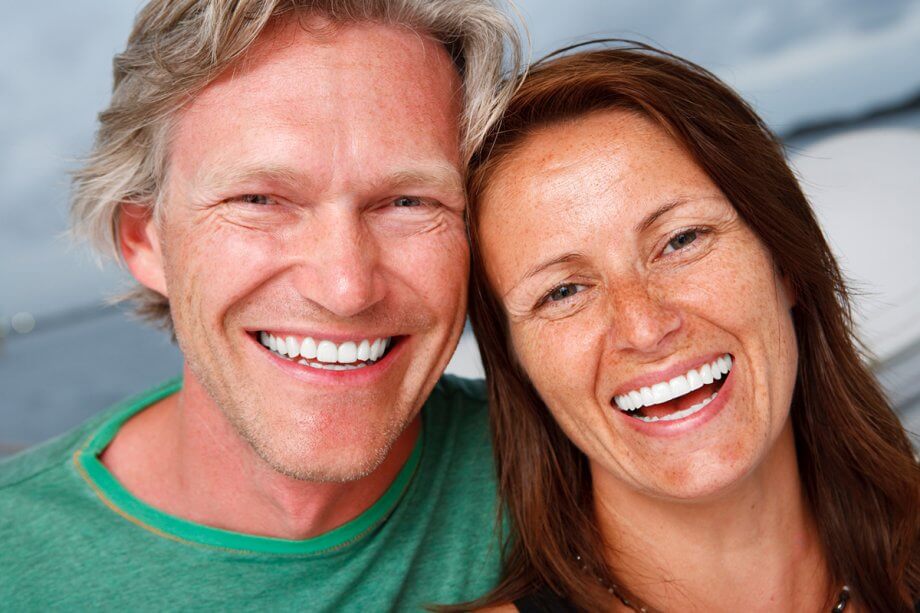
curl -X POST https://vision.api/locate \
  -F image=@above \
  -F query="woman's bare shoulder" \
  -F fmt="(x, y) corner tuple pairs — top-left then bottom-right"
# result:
(475, 604), (518, 613)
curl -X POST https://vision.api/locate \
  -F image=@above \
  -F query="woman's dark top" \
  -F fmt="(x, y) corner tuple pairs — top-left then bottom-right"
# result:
(514, 588), (579, 613)
(513, 588), (920, 612)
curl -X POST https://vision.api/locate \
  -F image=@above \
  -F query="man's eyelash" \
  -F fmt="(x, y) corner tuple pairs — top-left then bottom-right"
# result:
(238, 194), (272, 205)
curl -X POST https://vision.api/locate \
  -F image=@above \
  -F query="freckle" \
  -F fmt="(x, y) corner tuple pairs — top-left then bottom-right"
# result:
(663, 465), (688, 484)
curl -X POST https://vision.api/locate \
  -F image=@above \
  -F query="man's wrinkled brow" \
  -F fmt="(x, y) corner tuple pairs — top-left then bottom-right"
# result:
(189, 161), (463, 199)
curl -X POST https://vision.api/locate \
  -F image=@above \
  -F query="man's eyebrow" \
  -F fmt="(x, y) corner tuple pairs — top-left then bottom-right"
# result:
(192, 162), (303, 195)
(377, 166), (464, 195)
(190, 163), (464, 197)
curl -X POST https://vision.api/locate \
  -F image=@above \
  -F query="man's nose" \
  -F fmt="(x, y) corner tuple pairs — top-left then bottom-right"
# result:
(291, 212), (385, 318)
(606, 278), (682, 354)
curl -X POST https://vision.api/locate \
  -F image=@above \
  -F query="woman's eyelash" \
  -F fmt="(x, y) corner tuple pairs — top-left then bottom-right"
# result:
(661, 226), (710, 256)
(538, 282), (587, 308)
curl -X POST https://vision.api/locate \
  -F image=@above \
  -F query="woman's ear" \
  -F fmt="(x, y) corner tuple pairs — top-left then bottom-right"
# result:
(119, 203), (168, 297)
(772, 262), (797, 311)
(781, 272), (797, 311)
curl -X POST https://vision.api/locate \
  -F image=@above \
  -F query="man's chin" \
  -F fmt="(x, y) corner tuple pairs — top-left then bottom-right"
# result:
(251, 439), (394, 483)
(234, 413), (413, 483)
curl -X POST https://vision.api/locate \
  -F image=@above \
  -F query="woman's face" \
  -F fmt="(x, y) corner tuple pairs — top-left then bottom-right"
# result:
(478, 110), (799, 501)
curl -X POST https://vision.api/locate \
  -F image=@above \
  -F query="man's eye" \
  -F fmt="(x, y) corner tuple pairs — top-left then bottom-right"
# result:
(544, 283), (585, 304)
(662, 229), (698, 255)
(393, 196), (422, 208)
(239, 194), (271, 205)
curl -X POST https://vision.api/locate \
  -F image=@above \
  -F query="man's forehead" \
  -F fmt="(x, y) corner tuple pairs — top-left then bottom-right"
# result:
(171, 14), (464, 135)
(164, 14), (465, 199)
(212, 15), (461, 97)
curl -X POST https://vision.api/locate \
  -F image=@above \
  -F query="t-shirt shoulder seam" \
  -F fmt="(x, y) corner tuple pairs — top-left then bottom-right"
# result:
(0, 458), (67, 491)
(0, 378), (181, 492)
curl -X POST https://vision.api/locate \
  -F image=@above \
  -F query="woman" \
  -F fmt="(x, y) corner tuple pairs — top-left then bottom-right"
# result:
(463, 43), (920, 612)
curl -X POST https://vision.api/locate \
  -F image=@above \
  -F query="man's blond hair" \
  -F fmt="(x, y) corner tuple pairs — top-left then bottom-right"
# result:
(71, 0), (522, 330)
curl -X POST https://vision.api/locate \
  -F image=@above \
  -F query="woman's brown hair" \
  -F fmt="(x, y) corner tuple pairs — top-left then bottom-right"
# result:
(463, 42), (919, 611)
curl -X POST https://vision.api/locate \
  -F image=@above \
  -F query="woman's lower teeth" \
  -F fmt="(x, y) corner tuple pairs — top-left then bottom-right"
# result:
(636, 392), (718, 423)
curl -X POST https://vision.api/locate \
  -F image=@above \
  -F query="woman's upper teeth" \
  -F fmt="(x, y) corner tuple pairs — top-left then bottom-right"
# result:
(614, 354), (732, 412)
(258, 332), (390, 364)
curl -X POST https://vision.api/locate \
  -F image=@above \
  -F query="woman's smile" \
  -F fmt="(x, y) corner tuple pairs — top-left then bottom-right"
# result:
(612, 353), (731, 422)
(479, 109), (799, 499)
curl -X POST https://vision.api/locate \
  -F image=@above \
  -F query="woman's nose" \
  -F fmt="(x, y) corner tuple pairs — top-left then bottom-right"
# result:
(606, 279), (683, 354)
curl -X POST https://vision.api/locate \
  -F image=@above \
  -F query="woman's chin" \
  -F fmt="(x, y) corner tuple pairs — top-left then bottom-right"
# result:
(593, 419), (795, 505)
(608, 470), (750, 505)
(640, 468), (756, 503)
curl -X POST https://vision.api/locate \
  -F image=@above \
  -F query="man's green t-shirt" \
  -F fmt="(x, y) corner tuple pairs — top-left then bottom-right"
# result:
(0, 375), (501, 610)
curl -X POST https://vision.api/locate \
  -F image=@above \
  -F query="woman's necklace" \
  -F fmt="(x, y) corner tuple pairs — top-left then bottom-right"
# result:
(576, 555), (851, 612)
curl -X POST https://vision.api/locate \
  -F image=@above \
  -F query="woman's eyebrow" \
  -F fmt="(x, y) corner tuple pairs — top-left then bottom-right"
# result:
(635, 198), (689, 233)
(506, 252), (584, 298)
(635, 195), (726, 233)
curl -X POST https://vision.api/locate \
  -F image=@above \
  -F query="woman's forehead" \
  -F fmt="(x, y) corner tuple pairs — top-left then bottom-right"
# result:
(479, 111), (716, 231)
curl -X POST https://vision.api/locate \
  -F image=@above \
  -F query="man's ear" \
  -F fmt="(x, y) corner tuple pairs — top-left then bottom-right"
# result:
(119, 203), (168, 297)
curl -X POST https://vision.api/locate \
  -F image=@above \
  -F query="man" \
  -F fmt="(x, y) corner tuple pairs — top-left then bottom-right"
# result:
(0, 1), (520, 609)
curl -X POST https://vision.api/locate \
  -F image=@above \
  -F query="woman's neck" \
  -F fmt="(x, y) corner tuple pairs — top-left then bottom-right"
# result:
(592, 422), (834, 612)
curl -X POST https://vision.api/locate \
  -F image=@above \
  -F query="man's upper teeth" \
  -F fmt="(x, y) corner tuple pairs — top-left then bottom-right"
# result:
(614, 354), (732, 412)
(259, 332), (390, 364)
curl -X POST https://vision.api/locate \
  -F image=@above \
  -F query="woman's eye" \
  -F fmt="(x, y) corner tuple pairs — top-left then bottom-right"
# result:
(545, 283), (585, 303)
(662, 229), (698, 255)
(394, 196), (422, 208)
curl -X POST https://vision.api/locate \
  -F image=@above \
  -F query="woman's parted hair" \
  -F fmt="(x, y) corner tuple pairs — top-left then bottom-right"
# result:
(465, 42), (919, 612)
(70, 0), (523, 332)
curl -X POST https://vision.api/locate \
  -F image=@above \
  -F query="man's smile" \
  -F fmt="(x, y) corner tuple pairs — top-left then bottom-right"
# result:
(256, 331), (397, 371)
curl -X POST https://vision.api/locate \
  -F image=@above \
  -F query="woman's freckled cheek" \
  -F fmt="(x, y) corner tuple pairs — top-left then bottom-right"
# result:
(717, 438), (749, 467)
(517, 318), (603, 421)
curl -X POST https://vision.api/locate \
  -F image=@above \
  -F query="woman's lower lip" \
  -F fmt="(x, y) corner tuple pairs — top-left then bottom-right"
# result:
(616, 366), (735, 437)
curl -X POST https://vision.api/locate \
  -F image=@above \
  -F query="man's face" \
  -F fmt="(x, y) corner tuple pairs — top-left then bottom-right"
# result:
(144, 19), (468, 481)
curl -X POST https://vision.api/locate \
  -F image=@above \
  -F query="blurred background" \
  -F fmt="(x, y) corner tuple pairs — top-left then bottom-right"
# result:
(2, 0), (919, 456)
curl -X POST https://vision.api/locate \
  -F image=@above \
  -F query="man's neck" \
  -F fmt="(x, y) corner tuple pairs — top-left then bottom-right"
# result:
(593, 422), (833, 612)
(100, 369), (420, 540)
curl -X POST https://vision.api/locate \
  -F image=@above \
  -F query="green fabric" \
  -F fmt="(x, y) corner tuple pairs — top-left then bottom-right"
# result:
(0, 375), (501, 611)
